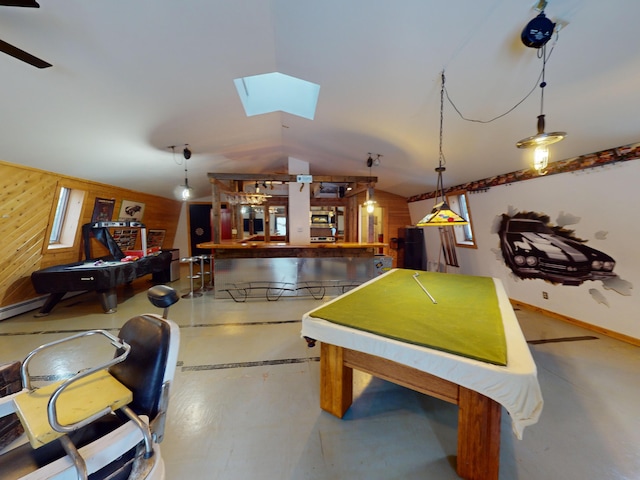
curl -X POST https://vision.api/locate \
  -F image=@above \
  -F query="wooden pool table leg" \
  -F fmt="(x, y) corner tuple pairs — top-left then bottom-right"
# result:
(320, 343), (353, 418)
(456, 386), (501, 480)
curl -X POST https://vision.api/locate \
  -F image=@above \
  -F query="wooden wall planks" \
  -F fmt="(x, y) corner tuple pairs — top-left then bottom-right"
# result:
(0, 161), (182, 309)
(346, 189), (412, 267)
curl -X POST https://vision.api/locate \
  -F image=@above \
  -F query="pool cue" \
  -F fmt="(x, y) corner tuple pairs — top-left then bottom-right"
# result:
(412, 273), (437, 304)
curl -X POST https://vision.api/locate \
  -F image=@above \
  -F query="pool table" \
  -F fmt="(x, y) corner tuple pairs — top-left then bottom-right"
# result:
(301, 269), (543, 480)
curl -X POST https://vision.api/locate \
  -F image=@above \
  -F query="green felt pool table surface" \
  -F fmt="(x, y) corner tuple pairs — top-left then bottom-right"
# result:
(309, 269), (507, 365)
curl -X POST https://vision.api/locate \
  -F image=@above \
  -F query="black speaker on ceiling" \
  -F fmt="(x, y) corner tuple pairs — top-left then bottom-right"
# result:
(521, 12), (555, 49)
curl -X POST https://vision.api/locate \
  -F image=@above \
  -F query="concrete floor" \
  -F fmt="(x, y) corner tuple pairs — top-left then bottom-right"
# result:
(0, 271), (638, 479)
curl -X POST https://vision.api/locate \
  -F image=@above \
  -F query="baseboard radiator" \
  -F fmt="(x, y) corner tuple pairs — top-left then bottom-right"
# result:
(0, 293), (83, 321)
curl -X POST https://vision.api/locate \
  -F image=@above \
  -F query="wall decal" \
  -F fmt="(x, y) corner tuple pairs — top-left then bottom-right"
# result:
(555, 211), (581, 227)
(498, 211), (617, 286)
(602, 277), (633, 296)
(589, 289), (609, 306)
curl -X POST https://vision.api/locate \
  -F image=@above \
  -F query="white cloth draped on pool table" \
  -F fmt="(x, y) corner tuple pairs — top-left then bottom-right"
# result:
(301, 273), (543, 439)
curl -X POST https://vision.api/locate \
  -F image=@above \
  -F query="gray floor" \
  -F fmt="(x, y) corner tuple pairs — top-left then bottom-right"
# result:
(1, 271), (638, 480)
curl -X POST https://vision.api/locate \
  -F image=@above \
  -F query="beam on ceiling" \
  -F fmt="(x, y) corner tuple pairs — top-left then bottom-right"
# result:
(207, 173), (377, 184)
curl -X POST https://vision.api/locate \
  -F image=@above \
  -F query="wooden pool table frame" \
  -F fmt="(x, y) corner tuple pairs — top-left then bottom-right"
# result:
(320, 342), (501, 480)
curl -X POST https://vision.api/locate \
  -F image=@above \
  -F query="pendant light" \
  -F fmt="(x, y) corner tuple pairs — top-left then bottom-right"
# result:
(417, 71), (468, 227)
(171, 145), (194, 201)
(363, 154), (380, 213)
(516, 8), (566, 175)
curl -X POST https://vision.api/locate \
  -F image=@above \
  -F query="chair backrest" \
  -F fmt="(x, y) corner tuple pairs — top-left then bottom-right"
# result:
(109, 314), (173, 419)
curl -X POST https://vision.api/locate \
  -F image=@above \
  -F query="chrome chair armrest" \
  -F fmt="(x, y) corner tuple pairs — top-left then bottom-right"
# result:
(21, 330), (128, 390)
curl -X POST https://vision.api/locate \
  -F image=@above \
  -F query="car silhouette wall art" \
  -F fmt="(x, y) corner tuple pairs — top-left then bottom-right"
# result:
(498, 212), (617, 286)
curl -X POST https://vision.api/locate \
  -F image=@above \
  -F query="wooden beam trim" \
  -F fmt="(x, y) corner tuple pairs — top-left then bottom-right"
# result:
(208, 173), (377, 184)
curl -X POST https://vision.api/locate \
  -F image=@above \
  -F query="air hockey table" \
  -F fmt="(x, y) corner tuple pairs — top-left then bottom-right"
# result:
(301, 269), (543, 480)
(31, 252), (172, 316)
(31, 221), (172, 316)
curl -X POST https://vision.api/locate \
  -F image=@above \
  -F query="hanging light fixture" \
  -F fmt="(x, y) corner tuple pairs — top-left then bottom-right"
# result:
(171, 145), (194, 201)
(362, 154), (380, 213)
(516, 6), (566, 175)
(417, 72), (468, 227)
(364, 188), (376, 213)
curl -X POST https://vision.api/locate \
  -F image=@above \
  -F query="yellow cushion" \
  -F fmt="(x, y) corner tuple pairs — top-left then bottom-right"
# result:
(13, 370), (132, 448)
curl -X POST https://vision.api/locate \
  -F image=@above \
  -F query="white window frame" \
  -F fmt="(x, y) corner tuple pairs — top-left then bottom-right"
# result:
(49, 187), (70, 244)
(47, 186), (86, 250)
(446, 190), (477, 249)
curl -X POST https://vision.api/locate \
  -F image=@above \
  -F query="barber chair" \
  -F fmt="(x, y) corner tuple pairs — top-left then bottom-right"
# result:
(0, 285), (181, 480)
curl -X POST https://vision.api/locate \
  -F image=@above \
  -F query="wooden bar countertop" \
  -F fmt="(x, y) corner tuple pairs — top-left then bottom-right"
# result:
(196, 241), (387, 259)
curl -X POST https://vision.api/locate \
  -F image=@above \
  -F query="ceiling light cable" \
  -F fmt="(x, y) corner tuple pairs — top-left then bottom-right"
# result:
(443, 38), (557, 125)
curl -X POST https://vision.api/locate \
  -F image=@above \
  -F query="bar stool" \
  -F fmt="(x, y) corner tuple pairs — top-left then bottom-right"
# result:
(180, 257), (203, 298)
(194, 255), (208, 293)
(199, 254), (215, 290)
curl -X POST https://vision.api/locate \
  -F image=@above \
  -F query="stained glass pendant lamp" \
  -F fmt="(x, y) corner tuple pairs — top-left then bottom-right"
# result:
(416, 72), (468, 227)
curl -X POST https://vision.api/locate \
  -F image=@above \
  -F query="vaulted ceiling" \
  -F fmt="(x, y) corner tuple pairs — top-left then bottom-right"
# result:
(2, 1), (639, 200)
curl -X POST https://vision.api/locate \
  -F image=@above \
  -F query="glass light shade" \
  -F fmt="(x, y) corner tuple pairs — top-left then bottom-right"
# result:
(364, 200), (376, 213)
(416, 201), (469, 226)
(174, 184), (194, 201)
(362, 200), (377, 213)
(534, 145), (549, 174)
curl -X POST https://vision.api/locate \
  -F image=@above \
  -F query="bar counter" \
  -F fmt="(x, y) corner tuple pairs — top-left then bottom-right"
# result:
(196, 241), (386, 259)
(195, 241), (388, 300)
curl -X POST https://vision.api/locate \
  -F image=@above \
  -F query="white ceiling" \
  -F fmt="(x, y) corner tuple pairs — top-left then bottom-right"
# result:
(2, 0), (639, 200)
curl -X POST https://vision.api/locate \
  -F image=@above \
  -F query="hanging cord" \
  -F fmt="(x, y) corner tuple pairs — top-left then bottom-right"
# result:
(538, 43), (547, 116)
(169, 145), (183, 165)
(435, 71), (447, 203)
(438, 71), (446, 166)
(444, 38), (557, 124)
(183, 160), (190, 188)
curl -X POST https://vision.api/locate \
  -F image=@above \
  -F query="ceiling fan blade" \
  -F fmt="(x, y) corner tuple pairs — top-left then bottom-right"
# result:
(0, 1), (40, 6)
(0, 39), (51, 68)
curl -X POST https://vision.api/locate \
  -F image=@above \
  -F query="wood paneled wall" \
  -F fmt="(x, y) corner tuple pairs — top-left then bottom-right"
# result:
(346, 189), (412, 267)
(0, 161), (182, 308)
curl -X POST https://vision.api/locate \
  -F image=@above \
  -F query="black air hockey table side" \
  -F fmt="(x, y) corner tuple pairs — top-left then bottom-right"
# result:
(31, 253), (172, 315)
(30, 221), (171, 315)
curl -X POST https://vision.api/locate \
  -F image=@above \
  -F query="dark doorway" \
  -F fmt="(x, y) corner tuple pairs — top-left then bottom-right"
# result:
(188, 203), (212, 256)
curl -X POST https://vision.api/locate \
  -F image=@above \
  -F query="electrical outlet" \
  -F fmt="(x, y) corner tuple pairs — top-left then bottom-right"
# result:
(542, 291), (549, 299)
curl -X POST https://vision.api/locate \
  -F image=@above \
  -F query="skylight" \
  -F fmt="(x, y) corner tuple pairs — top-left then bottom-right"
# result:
(233, 72), (320, 120)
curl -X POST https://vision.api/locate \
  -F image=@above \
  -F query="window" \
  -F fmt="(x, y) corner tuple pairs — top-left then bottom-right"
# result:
(47, 186), (86, 250)
(49, 187), (70, 244)
(447, 191), (477, 248)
